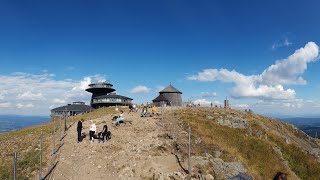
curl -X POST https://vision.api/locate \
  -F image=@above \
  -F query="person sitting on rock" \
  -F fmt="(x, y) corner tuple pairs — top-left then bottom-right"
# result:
(115, 110), (124, 126)
(98, 122), (110, 143)
(151, 105), (159, 116)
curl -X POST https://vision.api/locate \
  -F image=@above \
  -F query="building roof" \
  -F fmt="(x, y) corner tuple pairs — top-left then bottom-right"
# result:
(152, 94), (168, 102)
(159, 84), (182, 94)
(51, 104), (93, 112)
(94, 94), (133, 100)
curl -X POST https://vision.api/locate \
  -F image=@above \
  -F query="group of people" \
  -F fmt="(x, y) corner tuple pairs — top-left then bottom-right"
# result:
(77, 119), (110, 143)
(76, 110), (125, 143)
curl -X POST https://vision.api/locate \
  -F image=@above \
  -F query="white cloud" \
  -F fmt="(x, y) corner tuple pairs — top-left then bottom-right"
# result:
(193, 99), (211, 106)
(16, 103), (34, 109)
(188, 42), (319, 100)
(129, 86), (150, 94)
(0, 72), (105, 115)
(246, 98), (319, 116)
(53, 98), (66, 104)
(272, 37), (292, 50)
(73, 77), (92, 91)
(0, 90), (6, 100)
(201, 92), (218, 98)
(233, 104), (250, 109)
(17, 91), (44, 100)
(0, 102), (11, 108)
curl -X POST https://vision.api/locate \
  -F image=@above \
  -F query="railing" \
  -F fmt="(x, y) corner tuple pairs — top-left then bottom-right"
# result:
(87, 84), (113, 88)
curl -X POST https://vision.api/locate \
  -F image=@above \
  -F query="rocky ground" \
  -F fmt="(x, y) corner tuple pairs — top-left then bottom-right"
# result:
(49, 109), (193, 180)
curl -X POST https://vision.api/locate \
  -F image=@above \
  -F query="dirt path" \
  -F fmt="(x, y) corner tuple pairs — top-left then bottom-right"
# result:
(50, 111), (182, 180)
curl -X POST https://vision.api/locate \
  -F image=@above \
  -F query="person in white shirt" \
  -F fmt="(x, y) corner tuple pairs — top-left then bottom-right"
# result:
(89, 120), (96, 142)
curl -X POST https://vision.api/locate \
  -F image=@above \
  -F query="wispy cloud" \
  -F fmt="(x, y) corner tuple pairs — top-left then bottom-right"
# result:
(272, 37), (292, 50)
(201, 92), (218, 98)
(129, 85), (150, 94)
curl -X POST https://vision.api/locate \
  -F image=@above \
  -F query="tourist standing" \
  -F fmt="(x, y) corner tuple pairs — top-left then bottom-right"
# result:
(89, 120), (96, 142)
(77, 119), (84, 143)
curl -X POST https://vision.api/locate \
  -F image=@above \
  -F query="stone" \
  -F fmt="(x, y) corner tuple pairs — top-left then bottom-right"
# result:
(207, 115), (214, 120)
(205, 174), (214, 180)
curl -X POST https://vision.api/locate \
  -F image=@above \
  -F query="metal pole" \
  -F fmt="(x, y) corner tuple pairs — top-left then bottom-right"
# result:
(64, 108), (67, 131)
(59, 116), (62, 142)
(172, 110), (175, 140)
(53, 118), (56, 155)
(13, 152), (17, 180)
(188, 127), (191, 174)
(161, 101), (164, 128)
(39, 130), (42, 180)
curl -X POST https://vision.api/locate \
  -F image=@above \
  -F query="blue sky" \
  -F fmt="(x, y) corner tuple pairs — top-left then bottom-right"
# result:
(0, 0), (320, 117)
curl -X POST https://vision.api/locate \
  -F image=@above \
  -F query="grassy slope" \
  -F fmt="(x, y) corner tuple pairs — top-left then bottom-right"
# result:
(1, 106), (319, 179)
(0, 107), (124, 180)
(174, 107), (320, 180)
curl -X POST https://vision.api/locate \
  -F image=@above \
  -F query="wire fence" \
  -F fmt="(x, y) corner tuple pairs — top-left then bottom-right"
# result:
(160, 104), (192, 176)
(9, 110), (73, 180)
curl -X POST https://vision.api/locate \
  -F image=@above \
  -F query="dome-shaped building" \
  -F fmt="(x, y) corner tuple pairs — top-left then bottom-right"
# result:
(86, 81), (133, 108)
(153, 84), (182, 107)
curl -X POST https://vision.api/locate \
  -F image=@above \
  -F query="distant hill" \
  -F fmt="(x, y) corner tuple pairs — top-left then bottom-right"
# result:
(0, 115), (50, 133)
(281, 117), (320, 126)
(281, 117), (320, 138)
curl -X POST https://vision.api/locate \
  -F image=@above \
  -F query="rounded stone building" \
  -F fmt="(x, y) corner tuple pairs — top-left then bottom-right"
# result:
(85, 81), (133, 108)
(153, 84), (182, 107)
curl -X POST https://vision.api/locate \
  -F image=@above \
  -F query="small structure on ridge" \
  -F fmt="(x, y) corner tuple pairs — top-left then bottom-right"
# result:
(152, 84), (182, 107)
(51, 102), (93, 116)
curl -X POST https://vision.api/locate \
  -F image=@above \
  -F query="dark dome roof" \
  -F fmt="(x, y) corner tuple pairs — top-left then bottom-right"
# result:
(152, 94), (168, 102)
(51, 104), (92, 112)
(159, 85), (182, 94)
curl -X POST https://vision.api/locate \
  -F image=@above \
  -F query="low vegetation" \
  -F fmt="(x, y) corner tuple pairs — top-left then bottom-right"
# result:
(0, 106), (124, 180)
(172, 107), (320, 179)
(1, 106), (319, 179)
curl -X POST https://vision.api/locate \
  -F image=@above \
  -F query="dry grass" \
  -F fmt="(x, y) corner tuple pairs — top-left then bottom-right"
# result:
(172, 107), (320, 180)
(0, 106), (128, 180)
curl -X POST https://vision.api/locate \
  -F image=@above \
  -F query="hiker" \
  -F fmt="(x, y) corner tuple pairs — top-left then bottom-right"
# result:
(132, 104), (137, 112)
(115, 110), (124, 126)
(128, 104), (133, 113)
(77, 119), (84, 143)
(141, 105), (148, 117)
(89, 120), (96, 142)
(98, 122), (109, 143)
(273, 172), (287, 180)
(151, 105), (157, 115)
(129, 104), (137, 113)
